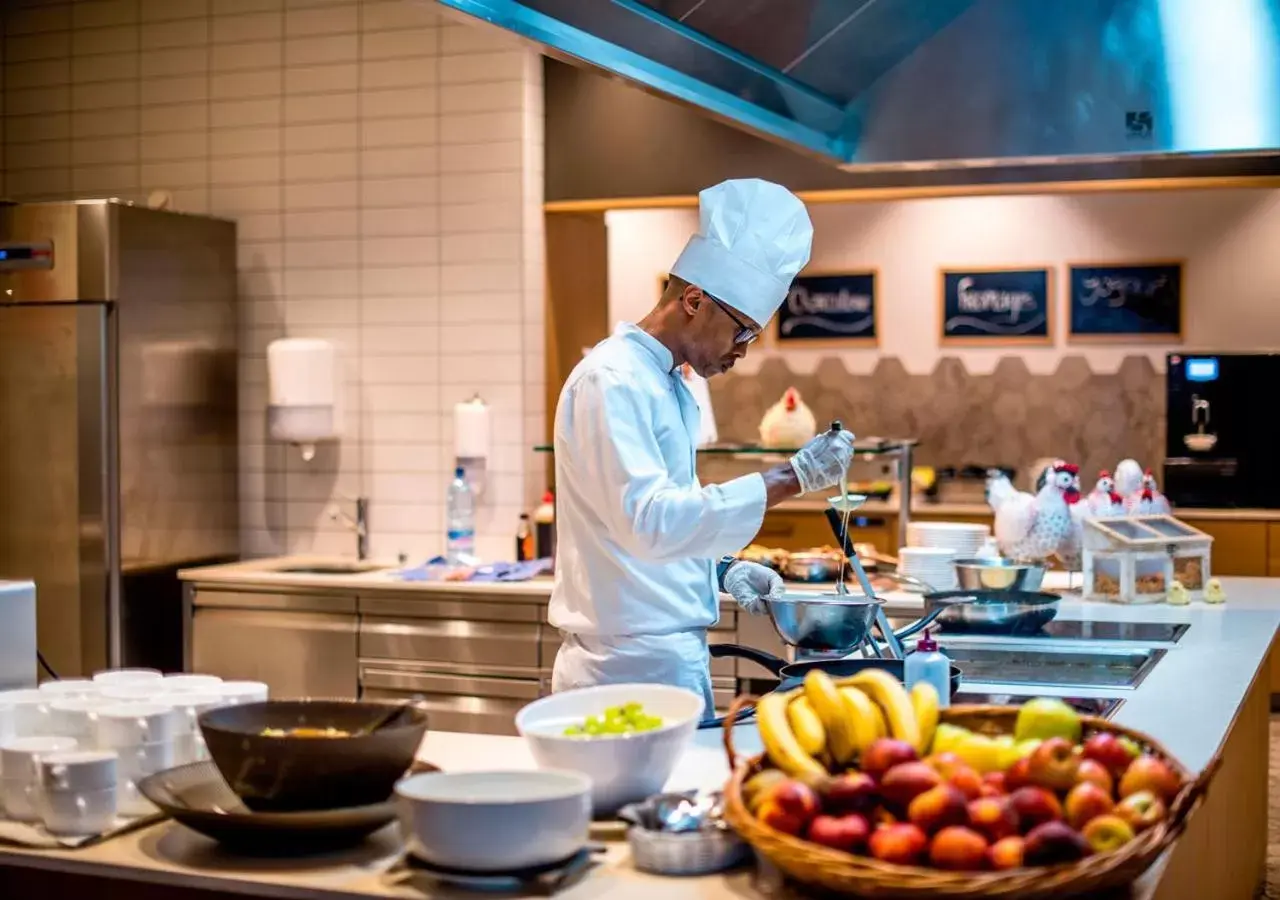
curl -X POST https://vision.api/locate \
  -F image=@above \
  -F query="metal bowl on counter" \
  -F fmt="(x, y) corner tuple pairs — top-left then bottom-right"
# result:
(954, 557), (1046, 592)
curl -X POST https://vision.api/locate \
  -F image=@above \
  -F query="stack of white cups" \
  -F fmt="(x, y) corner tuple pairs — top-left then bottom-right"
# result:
(95, 703), (183, 816)
(0, 668), (269, 833)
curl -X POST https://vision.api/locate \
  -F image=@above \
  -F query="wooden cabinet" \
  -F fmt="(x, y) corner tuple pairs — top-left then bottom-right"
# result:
(1268, 524), (1280, 576)
(1180, 519), (1269, 578)
(758, 510), (893, 553)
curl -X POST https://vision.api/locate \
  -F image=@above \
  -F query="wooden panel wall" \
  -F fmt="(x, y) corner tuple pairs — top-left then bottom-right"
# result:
(544, 211), (611, 487)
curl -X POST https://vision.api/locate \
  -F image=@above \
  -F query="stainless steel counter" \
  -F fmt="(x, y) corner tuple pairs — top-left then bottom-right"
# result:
(181, 558), (751, 734)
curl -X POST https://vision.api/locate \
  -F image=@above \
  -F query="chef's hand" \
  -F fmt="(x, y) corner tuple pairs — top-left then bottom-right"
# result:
(722, 560), (783, 616)
(790, 429), (856, 494)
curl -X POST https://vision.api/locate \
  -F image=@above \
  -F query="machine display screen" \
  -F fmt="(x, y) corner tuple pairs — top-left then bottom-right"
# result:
(1185, 358), (1219, 382)
(0, 242), (53, 270)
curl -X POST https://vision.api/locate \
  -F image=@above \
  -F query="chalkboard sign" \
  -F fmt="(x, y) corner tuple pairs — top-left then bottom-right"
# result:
(1068, 262), (1183, 340)
(776, 272), (877, 345)
(940, 267), (1052, 344)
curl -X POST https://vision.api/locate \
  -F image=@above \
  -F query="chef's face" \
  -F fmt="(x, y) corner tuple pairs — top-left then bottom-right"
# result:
(680, 285), (761, 378)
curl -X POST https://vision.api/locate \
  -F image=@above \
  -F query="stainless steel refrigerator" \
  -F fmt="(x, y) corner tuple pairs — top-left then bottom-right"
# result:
(0, 200), (239, 677)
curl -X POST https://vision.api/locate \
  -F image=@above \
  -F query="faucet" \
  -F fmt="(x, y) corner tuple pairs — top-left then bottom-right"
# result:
(328, 496), (369, 560)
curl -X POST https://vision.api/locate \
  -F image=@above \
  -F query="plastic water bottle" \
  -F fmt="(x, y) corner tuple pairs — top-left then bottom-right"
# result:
(446, 467), (475, 564)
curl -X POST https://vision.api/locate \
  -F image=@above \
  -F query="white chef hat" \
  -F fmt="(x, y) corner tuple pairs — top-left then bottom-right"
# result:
(670, 178), (814, 326)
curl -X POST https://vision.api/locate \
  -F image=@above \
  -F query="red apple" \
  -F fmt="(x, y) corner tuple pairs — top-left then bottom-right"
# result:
(983, 771), (1007, 794)
(806, 814), (871, 853)
(1118, 756), (1181, 803)
(821, 772), (878, 816)
(1075, 759), (1115, 794)
(907, 784), (969, 834)
(1082, 814), (1137, 853)
(966, 796), (1019, 842)
(1082, 732), (1140, 776)
(863, 738), (920, 781)
(756, 780), (820, 835)
(1026, 737), (1080, 792)
(1064, 781), (1115, 830)
(1114, 790), (1167, 832)
(1023, 821), (1091, 866)
(929, 826), (990, 871)
(967, 793), (1018, 844)
(988, 835), (1025, 870)
(879, 762), (942, 810)
(1004, 757), (1033, 792)
(868, 822), (928, 865)
(1008, 786), (1064, 832)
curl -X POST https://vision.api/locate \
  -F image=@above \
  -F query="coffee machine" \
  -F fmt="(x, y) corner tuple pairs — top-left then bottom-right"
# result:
(1164, 353), (1280, 508)
(0, 580), (37, 690)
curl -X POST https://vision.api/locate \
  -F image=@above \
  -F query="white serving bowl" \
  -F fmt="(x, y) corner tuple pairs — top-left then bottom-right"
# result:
(514, 683), (703, 816)
(396, 770), (592, 872)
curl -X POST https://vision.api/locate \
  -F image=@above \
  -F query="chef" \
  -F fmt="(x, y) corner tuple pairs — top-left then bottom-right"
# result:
(549, 178), (856, 714)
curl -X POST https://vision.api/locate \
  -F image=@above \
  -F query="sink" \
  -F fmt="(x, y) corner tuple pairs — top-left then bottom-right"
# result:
(942, 645), (1167, 691)
(272, 563), (390, 575)
(953, 691), (1124, 720)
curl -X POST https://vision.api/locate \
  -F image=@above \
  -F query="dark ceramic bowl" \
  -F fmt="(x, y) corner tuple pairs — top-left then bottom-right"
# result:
(198, 700), (429, 812)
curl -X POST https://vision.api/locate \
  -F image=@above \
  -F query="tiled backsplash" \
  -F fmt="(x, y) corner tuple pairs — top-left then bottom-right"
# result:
(1, 0), (547, 562)
(708, 355), (1166, 482)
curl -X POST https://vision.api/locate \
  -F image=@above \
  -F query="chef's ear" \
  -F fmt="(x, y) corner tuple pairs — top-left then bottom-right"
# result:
(679, 284), (705, 317)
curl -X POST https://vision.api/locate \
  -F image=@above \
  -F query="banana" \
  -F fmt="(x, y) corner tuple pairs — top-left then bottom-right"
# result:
(844, 669), (922, 752)
(838, 685), (887, 754)
(910, 682), (940, 755)
(803, 671), (858, 766)
(756, 690), (828, 778)
(786, 695), (827, 758)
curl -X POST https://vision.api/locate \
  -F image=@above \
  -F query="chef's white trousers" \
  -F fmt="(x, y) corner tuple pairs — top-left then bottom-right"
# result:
(552, 629), (714, 719)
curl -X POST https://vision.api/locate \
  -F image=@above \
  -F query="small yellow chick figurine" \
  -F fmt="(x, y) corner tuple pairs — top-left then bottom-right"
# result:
(1166, 580), (1190, 606)
(1205, 578), (1227, 604)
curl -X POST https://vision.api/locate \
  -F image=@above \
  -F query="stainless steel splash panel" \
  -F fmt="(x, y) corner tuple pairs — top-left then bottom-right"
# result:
(440, 0), (1280, 172)
(0, 201), (238, 676)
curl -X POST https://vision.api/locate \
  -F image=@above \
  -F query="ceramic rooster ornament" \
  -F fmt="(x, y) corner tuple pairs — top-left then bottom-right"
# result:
(986, 460), (1081, 563)
(759, 387), (817, 448)
(1126, 469), (1172, 516)
(1085, 470), (1127, 517)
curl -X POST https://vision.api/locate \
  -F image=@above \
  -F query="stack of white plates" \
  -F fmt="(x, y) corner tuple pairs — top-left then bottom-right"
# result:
(897, 547), (959, 592)
(906, 522), (991, 557)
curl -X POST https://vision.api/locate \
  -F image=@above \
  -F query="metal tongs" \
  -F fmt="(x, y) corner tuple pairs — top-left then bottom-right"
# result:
(826, 421), (905, 660)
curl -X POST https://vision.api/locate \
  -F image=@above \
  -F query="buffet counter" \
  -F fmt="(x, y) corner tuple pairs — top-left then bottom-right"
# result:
(5, 581), (1278, 900)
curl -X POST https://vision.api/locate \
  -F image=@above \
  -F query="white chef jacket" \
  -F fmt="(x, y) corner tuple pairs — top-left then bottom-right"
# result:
(549, 323), (767, 710)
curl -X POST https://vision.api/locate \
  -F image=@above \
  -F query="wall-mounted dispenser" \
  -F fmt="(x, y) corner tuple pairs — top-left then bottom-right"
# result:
(454, 394), (490, 496)
(267, 337), (341, 462)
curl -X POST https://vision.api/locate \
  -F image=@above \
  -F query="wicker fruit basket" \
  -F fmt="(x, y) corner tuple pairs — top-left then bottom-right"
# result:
(721, 696), (1218, 900)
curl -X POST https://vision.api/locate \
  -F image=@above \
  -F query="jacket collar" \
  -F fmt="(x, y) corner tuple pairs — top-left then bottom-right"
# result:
(616, 322), (676, 374)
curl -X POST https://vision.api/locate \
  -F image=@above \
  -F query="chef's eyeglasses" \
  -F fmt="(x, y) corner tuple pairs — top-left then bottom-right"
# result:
(708, 295), (760, 345)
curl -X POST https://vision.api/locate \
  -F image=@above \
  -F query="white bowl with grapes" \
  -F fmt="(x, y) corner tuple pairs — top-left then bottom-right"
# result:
(514, 683), (704, 815)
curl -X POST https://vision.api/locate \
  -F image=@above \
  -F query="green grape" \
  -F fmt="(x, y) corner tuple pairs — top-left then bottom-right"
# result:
(562, 702), (663, 738)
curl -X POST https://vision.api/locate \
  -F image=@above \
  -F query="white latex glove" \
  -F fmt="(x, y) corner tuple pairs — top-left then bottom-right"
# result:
(790, 429), (856, 495)
(722, 560), (783, 615)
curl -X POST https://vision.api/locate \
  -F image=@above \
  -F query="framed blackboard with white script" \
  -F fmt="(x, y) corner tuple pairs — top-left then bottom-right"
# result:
(775, 272), (878, 346)
(1068, 262), (1183, 341)
(940, 267), (1053, 345)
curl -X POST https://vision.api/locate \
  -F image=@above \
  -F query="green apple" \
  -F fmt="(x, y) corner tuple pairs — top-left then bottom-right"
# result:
(1015, 698), (1082, 744)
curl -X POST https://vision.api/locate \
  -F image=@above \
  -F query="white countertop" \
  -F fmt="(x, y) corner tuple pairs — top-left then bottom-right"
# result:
(0, 578), (1275, 898)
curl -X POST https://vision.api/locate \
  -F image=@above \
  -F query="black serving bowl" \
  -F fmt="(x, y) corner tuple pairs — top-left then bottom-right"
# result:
(198, 700), (429, 812)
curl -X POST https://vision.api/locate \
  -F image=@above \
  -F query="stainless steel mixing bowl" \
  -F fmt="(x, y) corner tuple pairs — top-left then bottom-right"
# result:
(764, 592), (953, 655)
(953, 557), (1046, 592)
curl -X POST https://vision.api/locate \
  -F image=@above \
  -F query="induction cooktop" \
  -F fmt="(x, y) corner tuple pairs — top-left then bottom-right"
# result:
(940, 621), (1188, 644)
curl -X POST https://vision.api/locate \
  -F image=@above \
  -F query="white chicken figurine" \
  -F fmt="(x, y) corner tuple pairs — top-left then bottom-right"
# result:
(1085, 470), (1127, 517)
(759, 387), (817, 448)
(1126, 469), (1172, 516)
(1114, 459), (1145, 500)
(986, 460), (1081, 563)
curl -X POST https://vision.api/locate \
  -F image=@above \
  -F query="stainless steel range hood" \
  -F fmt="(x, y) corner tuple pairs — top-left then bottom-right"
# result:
(438, 0), (1280, 173)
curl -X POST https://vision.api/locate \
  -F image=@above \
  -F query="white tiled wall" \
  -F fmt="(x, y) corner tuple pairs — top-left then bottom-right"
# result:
(1, 0), (547, 563)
